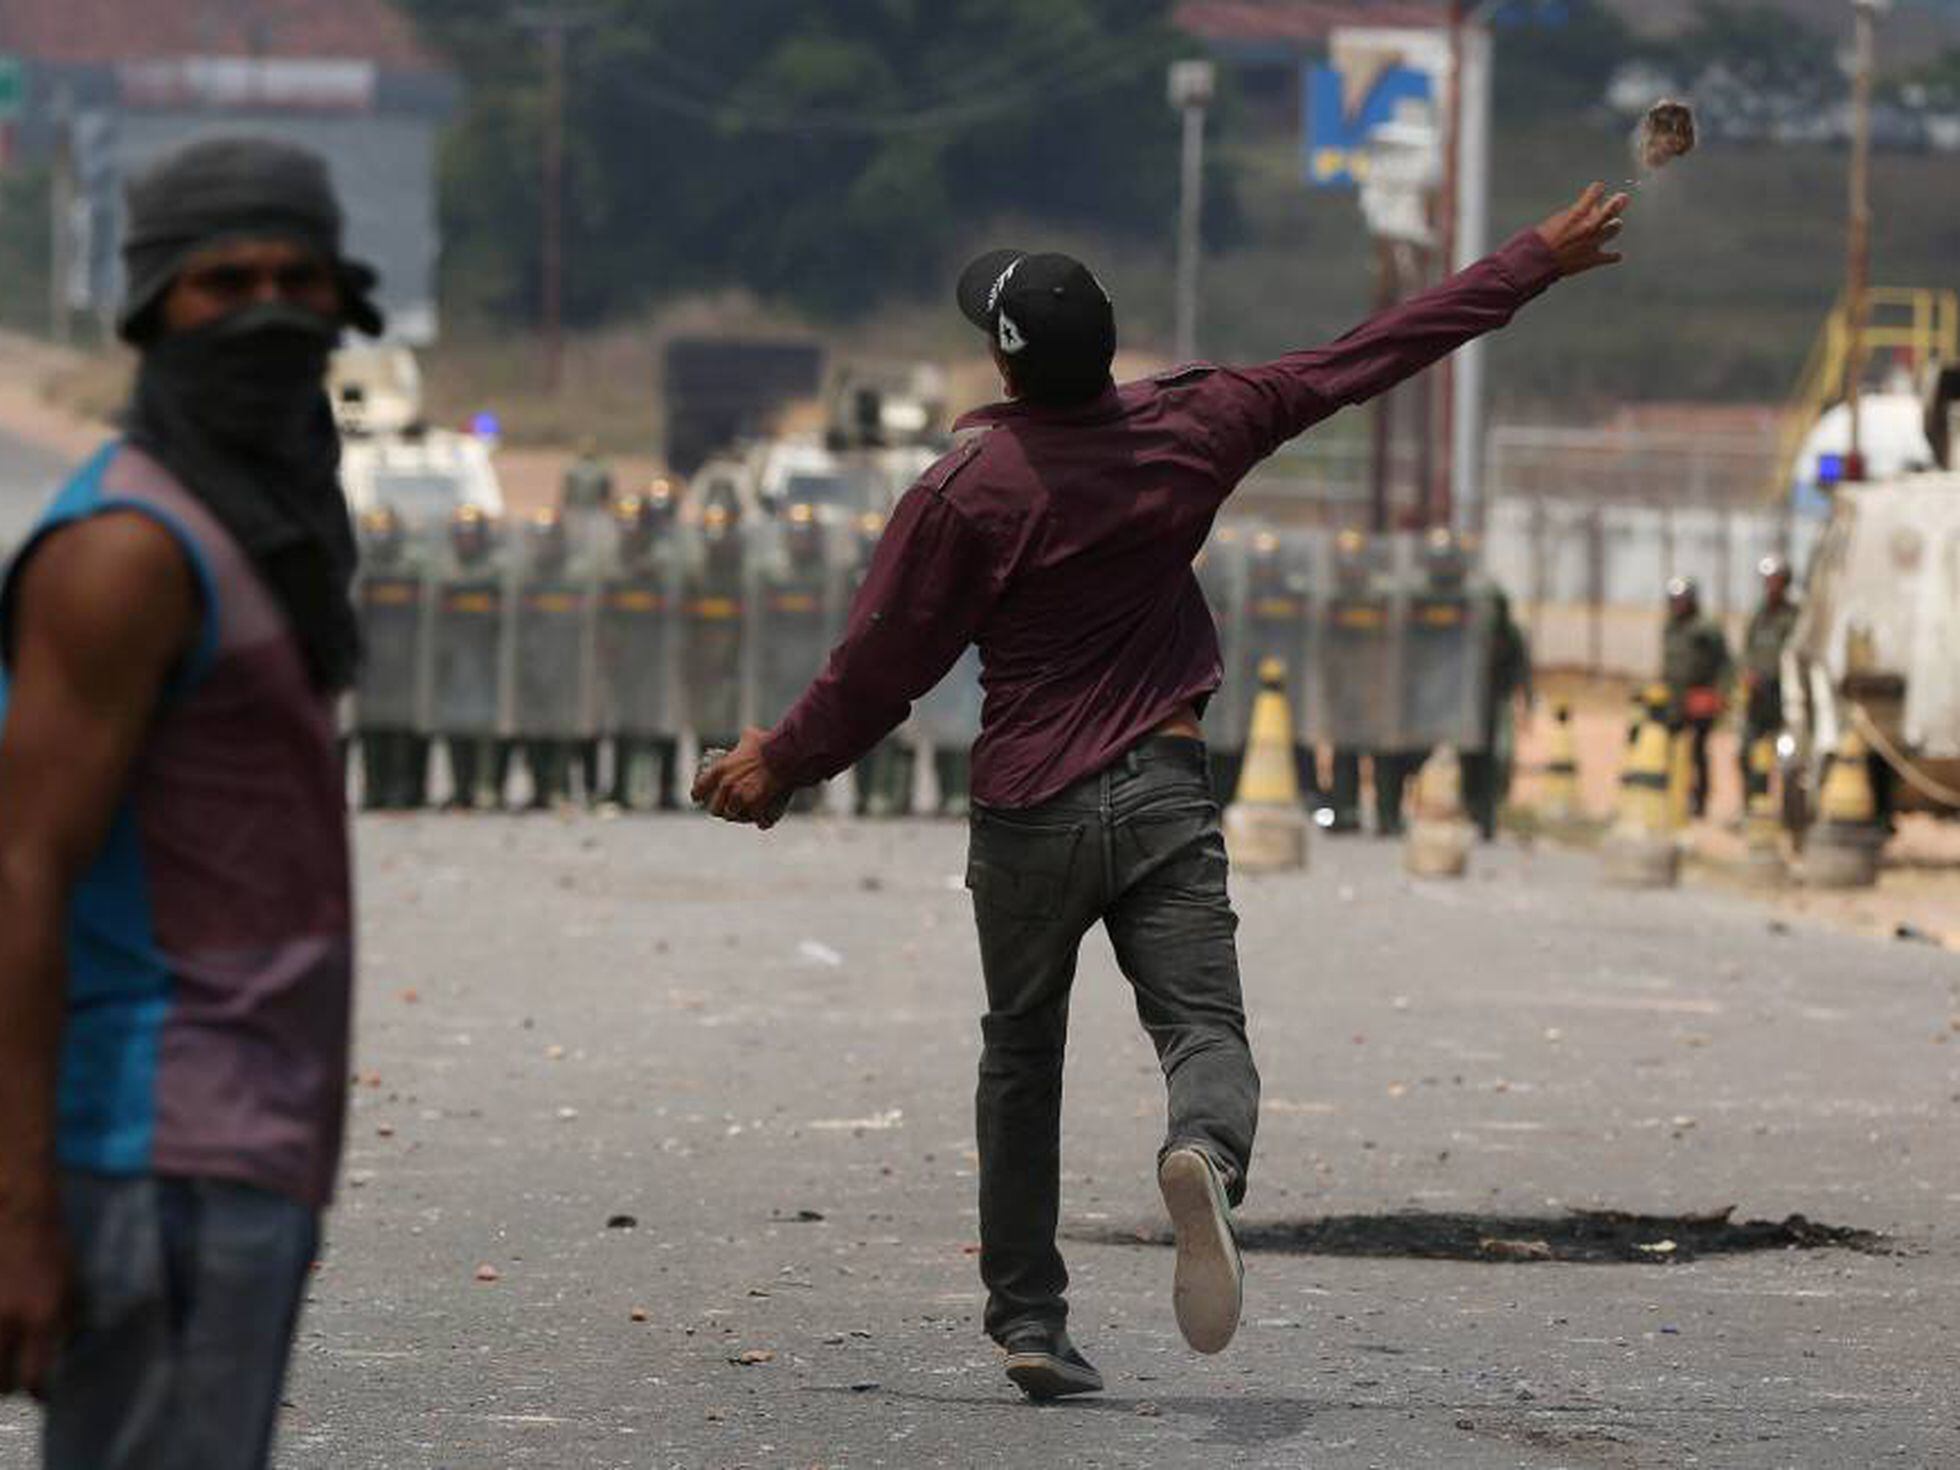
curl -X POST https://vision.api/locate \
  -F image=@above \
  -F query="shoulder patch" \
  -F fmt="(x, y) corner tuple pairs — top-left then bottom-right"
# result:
(920, 428), (992, 494)
(1152, 363), (1216, 387)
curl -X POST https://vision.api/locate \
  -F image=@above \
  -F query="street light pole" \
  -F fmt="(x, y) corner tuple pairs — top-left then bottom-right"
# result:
(1843, 0), (1885, 481)
(515, 3), (585, 396)
(1441, 1), (1495, 531)
(1168, 60), (1215, 364)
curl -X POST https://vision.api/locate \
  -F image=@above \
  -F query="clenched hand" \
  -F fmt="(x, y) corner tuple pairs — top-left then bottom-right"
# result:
(0, 1207), (72, 1399)
(692, 727), (794, 830)
(1535, 183), (1630, 277)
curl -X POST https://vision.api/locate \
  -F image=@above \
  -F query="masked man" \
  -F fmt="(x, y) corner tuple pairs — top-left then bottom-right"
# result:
(0, 137), (381, 1469)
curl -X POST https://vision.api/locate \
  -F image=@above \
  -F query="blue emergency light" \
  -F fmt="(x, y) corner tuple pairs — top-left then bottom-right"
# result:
(1816, 452), (1846, 486)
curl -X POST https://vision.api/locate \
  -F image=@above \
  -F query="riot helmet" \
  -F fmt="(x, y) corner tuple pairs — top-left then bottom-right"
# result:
(643, 476), (680, 529)
(783, 501), (824, 566)
(527, 506), (569, 572)
(450, 503), (495, 565)
(359, 504), (405, 564)
(612, 494), (655, 562)
(1423, 527), (1470, 588)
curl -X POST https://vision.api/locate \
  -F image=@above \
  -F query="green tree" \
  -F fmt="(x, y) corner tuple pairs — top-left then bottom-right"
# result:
(1492, 0), (1637, 124)
(395, 0), (1194, 324)
(1664, 1), (1838, 104)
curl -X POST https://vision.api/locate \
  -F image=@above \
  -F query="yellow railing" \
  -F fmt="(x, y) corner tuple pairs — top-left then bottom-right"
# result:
(1772, 287), (1959, 501)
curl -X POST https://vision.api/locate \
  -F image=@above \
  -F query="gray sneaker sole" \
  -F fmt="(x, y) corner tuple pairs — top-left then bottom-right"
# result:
(1159, 1147), (1244, 1354)
(1003, 1352), (1105, 1400)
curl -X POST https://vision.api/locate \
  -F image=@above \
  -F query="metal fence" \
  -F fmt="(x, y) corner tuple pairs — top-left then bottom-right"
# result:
(1235, 421), (1814, 678)
(1480, 424), (1810, 678)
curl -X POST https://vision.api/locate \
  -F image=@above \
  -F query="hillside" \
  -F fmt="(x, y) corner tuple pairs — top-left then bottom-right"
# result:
(1157, 111), (1959, 412)
(1599, 0), (1960, 61)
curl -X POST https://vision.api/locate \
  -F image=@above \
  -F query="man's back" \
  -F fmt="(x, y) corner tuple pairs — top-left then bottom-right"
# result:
(946, 374), (1242, 804)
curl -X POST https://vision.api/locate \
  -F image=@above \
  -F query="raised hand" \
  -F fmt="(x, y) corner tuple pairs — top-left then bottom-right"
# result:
(1535, 183), (1630, 277)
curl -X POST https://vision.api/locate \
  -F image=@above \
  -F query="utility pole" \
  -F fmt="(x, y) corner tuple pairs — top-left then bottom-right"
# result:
(48, 83), (73, 346)
(1843, 0), (1886, 481)
(1168, 59), (1215, 364)
(514, 4), (586, 395)
(1440, 1), (1494, 531)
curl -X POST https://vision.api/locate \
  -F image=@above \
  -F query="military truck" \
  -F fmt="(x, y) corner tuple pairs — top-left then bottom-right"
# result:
(1782, 362), (1960, 826)
(330, 345), (506, 533)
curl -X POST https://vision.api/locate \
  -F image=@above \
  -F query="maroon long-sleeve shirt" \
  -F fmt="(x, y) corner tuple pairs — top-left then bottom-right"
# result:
(761, 228), (1561, 809)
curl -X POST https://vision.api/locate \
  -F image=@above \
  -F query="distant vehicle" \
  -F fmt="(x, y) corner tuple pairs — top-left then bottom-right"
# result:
(1783, 360), (1960, 826)
(330, 345), (425, 440)
(687, 437), (887, 527)
(663, 337), (825, 477)
(342, 430), (505, 531)
(1788, 384), (1937, 520)
(331, 345), (508, 533)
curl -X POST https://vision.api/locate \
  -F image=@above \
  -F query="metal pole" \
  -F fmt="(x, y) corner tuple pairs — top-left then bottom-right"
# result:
(1451, 20), (1493, 528)
(541, 16), (566, 395)
(1844, 0), (1878, 479)
(49, 86), (73, 346)
(1435, 0), (1464, 530)
(1370, 238), (1398, 533)
(1174, 100), (1206, 363)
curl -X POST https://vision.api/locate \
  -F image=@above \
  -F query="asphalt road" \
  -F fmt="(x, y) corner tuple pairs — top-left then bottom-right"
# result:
(4, 815), (1957, 1469)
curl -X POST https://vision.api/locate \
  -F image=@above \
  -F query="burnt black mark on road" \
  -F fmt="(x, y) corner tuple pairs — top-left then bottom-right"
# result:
(1068, 1207), (1886, 1264)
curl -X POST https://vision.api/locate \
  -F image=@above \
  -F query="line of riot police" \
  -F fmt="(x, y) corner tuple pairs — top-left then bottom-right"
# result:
(347, 500), (1520, 826)
(346, 491), (985, 815)
(1197, 524), (1529, 840)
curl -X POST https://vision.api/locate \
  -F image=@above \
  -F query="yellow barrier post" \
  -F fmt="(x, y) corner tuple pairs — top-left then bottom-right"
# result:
(1602, 685), (1681, 888)
(1405, 747), (1474, 878)
(1805, 727), (1883, 888)
(1223, 659), (1309, 873)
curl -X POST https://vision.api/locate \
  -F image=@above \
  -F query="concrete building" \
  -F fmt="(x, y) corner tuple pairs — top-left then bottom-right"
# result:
(0, 0), (455, 342)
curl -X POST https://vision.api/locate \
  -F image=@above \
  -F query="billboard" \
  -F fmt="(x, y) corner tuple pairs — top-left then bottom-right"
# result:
(1303, 63), (1432, 189)
(1302, 26), (1453, 191)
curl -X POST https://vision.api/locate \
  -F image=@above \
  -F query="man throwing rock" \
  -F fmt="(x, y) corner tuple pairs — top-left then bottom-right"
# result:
(696, 183), (1628, 1399)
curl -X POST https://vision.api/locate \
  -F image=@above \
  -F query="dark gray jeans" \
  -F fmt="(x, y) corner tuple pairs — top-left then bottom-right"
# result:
(966, 736), (1260, 1341)
(43, 1172), (318, 1470)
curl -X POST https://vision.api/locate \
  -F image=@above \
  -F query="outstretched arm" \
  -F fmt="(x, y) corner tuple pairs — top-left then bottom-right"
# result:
(693, 484), (997, 828)
(1203, 183), (1629, 477)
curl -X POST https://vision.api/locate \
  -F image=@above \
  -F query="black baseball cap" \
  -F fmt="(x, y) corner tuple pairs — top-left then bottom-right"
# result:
(956, 249), (1116, 404)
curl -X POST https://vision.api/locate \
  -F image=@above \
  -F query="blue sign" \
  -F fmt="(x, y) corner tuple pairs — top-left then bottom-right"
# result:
(1302, 63), (1434, 190)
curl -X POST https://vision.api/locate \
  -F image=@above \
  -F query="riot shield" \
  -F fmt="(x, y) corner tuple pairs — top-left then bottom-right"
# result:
(681, 535), (749, 743)
(511, 575), (596, 739)
(1400, 586), (1493, 750)
(1194, 528), (1250, 749)
(751, 522), (843, 727)
(597, 566), (679, 738)
(913, 645), (983, 749)
(1312, 536), (1402, 749)
(429, 572), (507, 736)
(354, 568), (427, 730)
(1234, 530), (1318, 742)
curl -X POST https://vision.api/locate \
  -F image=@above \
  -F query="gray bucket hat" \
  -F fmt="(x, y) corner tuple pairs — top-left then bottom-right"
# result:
(117, 135), (384, 343)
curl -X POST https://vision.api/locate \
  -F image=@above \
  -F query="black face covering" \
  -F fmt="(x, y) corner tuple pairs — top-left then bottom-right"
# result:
(125, 303), (360, 693)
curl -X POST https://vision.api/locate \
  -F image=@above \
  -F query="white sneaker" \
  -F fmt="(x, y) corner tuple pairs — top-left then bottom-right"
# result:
(1158, 1146), (1244, 1354)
